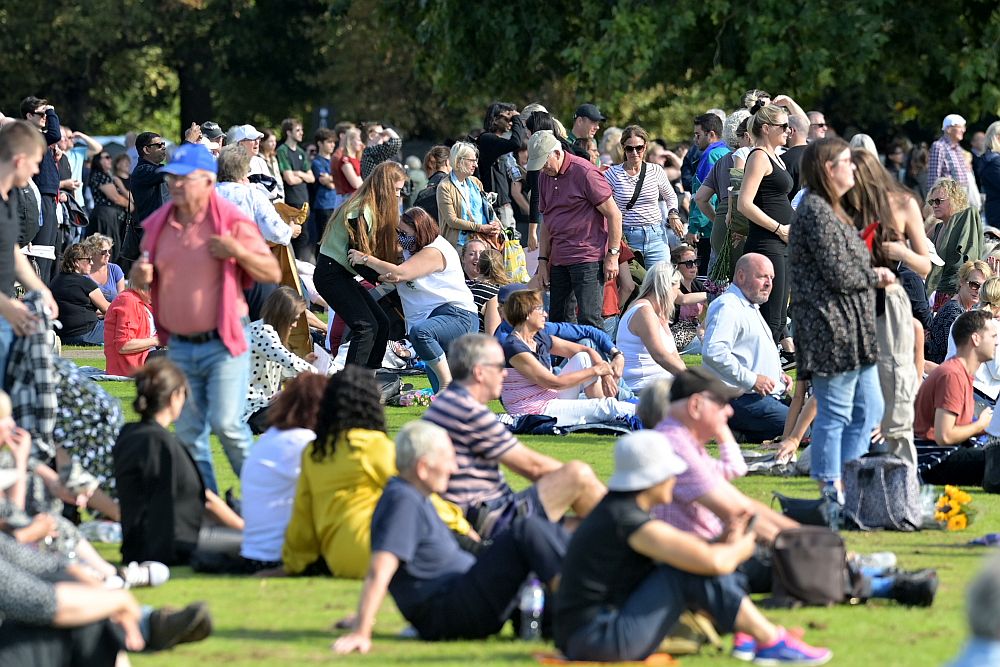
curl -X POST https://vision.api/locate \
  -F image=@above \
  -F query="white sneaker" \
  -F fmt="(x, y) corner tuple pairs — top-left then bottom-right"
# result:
(122, 561), (170, 588)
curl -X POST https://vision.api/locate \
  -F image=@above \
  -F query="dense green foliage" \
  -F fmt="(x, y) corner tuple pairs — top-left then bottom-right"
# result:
(2, 1), (998, 143)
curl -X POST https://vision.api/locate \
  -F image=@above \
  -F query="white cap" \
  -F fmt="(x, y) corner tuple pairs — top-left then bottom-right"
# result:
(606, 431), (688, 492)
(231, 124), (264, 143)
(943, 114), (967, 130)
(925, 237), (945, 267)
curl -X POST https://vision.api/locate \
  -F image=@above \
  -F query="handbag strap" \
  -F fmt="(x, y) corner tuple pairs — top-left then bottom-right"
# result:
(625, 162), (647, 211)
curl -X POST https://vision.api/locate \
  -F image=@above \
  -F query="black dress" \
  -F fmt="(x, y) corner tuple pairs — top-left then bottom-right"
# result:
(742, 148), (794, 342)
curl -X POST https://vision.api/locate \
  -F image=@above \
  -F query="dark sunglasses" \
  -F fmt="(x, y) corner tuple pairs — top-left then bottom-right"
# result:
(677, 259), (698, 268)
(810, 123), (827, 128)
(624, 144), (645, 154)
(767, 122), (789, 131)
(968, 280), (983, 290)
(929, 198), (946, 206)
(146, 142), (166, 150)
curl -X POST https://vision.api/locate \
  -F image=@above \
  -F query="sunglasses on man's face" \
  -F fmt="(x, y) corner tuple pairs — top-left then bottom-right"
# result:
(677, 259), (698, 268)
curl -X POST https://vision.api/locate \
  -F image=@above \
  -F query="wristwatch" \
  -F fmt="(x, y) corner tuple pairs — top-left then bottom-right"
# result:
(607, 247), (621, 256)
(609, 347), (623, 359)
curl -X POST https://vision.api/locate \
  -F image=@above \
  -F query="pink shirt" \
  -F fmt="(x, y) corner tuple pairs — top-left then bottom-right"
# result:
(538, 152), (613, 266)
(651, 418), (748, 540)
(153, 211), (264, 335)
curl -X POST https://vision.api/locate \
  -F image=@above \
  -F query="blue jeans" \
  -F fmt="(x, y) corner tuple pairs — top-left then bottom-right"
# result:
(60, 320), (105, 346)
(728, 393), (789, 443)
(623, 224), (669, 270)
(558, 566), (744, 662)
(810, 364), (884, 482)
(0, 316), (13, 391)
(549, 262), (604, 328)
(408, 304), (478, 391)
(168, 328), (253, 493)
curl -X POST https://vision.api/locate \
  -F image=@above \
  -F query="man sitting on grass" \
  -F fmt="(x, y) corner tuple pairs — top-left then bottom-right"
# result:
(422, 333), (606, 540)
(332, 421), (567, 654)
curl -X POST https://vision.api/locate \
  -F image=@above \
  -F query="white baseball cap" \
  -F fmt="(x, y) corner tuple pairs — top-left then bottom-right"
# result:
(943, 114), (967, 130)
(231, 124), (264, 143)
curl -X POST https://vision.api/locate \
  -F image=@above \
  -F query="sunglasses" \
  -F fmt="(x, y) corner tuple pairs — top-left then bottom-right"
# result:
(147, 142), (166, 150)
(968, 280), (982, 290)
(766, 122), (789, 131)
(624, 144), (645, 154)
(929, 198), (946, 206)
(810, 123), (827, 128)
(677, 259), (698, 268)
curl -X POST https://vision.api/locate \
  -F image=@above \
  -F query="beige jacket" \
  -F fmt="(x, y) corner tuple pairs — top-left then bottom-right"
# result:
(435, 174), (496, 248)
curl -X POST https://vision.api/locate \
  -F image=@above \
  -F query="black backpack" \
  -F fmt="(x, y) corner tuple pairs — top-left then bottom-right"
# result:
(413, 173), (445, 223)
(766, 527), (868, 608)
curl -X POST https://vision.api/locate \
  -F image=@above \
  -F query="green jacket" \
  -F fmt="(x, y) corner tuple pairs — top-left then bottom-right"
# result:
(926, 206), (983, 297)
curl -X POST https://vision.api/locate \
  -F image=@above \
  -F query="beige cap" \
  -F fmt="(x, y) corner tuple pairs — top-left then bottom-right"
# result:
(527, 131), (561, 171)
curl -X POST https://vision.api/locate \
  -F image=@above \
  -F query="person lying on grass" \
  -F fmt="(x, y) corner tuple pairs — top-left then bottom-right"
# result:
(333, 421), (568, 654)
(554, 431), (832, 665)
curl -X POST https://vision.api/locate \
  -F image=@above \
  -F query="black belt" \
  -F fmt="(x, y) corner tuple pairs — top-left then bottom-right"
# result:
(172, 317), (249, 344)
(172, 329), (221, 344)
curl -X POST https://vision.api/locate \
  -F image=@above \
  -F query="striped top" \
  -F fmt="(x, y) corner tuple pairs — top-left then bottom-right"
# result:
(466, 279), (500, 333)
(604, 162), (678, 227)
(422, 384), (517, 508)
(501, 330), (559, 414)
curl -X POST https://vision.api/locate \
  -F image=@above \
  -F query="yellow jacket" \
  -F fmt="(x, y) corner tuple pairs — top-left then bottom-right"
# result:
(282, 428), (470, 578)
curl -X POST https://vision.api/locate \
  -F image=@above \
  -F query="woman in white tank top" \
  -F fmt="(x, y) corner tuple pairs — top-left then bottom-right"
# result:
(615, 261), (687, 392)
(349, 208), (478, 392)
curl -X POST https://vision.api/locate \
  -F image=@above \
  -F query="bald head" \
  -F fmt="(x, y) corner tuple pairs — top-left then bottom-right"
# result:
(734, 253), (774, 305)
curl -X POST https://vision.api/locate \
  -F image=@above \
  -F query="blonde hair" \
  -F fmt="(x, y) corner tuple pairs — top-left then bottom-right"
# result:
(986, 121), (1000, 153)
(981, 277), (1000, 307)
(449, 141), (478, 168)
(930, 177), (969, 212)
(635, 260), (678, 319)
(958, 259), (992, 285)
(748, 103), (786, 139)
(601, 127), (624, 163)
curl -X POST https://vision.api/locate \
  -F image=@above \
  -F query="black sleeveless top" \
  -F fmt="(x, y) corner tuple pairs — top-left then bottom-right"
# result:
(746, 148), (794, 245)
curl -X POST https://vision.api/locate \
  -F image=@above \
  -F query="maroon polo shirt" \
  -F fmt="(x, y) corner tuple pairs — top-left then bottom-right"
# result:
(538, 152), (613, 266)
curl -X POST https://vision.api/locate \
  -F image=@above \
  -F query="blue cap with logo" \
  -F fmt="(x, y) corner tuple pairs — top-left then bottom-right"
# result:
(159, 143), (217, 176)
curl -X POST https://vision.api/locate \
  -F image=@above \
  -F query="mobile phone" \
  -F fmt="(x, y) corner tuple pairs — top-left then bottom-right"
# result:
(744, 514), (759, 535)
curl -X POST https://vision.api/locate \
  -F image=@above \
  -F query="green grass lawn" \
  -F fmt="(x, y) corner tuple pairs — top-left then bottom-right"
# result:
(61, 349), (998, 666)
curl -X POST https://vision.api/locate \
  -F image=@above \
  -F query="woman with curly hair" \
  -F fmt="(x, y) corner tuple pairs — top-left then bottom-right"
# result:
(281, 365), (470, 578)
(925, 177), (984, 311)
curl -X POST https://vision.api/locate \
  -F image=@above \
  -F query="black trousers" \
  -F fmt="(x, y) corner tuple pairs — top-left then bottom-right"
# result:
(0, 618), (124, 667)
(35, 195), (59, 284)
(314, 254), (389, 369)
(407, 516), (568, 641)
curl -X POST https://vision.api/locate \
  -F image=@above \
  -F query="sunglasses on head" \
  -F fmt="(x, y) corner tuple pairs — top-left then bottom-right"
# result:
(624, 144), (645, 154)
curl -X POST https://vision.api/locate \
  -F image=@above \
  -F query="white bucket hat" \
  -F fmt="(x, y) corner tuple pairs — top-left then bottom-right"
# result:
(607, 431), (688, 492)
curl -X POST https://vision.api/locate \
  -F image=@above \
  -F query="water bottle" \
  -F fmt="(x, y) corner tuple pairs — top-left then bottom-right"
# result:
(519, 578), (545, 640)
(856, 552), (897, 571)
(822, 481), (841, 531)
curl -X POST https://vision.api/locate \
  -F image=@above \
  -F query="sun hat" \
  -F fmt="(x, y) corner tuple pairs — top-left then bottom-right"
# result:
(607, 431), (688, 492)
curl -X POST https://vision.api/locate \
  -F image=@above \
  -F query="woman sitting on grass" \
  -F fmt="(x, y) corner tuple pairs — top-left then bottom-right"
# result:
(240, 373), (328, 572)
(114, 359), (244, 566)
(50, 243), (110, 346)
(501, 288), (637, 427)
(243, 286), (318, 434)
(555, 431), (832, 665)
(281, 365), (471, 579)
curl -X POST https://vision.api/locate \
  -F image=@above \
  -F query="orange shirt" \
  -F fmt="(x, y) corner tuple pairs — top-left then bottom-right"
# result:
(154, 210), (265, 335)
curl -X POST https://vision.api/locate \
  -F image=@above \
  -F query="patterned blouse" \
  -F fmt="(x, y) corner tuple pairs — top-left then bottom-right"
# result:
(89, 169), (121, 209)
(242, 320), (317, 420)
(788, 193), (878, 379)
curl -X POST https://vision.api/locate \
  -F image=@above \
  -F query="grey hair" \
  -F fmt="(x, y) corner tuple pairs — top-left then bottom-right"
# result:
(636, 260), (678, 317)
(849, 133), (878, 158)
(217, 144), (251, 183)
(449, 141), (478, 168)
(788, 114), (810, 135)
(967, 555), (1000, 639)
(520, 102), (548, 122)
(447, 333), (498, 382)
(395, 421), (451, 473)
(637, 376), (673, 429)
(708, 108), (726, 123)
(723, 110), (751, 150)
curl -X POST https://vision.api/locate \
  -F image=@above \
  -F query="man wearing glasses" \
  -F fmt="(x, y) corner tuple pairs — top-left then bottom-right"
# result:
(19, 96), (62, 283)
(806, 111), (828, 143)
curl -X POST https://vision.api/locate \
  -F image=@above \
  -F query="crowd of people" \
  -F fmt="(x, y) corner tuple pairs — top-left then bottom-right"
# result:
(1, 88), (999, 665)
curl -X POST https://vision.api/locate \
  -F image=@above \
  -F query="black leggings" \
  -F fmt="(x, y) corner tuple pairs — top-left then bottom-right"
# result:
(743, 240), (788, 342)
(0, 618), (124, 667)
(314, 254), (389, 369)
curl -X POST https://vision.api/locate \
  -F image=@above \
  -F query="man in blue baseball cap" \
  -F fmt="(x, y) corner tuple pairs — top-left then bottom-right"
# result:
(129, 142), (281, 493)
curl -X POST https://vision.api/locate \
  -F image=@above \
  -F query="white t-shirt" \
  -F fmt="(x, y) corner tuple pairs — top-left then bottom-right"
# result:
(396, 236), (477, 325)
(240, 427), (316, 561)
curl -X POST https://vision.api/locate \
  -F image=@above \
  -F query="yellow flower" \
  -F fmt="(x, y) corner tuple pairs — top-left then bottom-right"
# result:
(935, 511), (948, 522)
(945, 485), (959, 496)
(948, 504), (962, 517)
(956, 491), (973, 505)
(948, 514), (968, 531)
